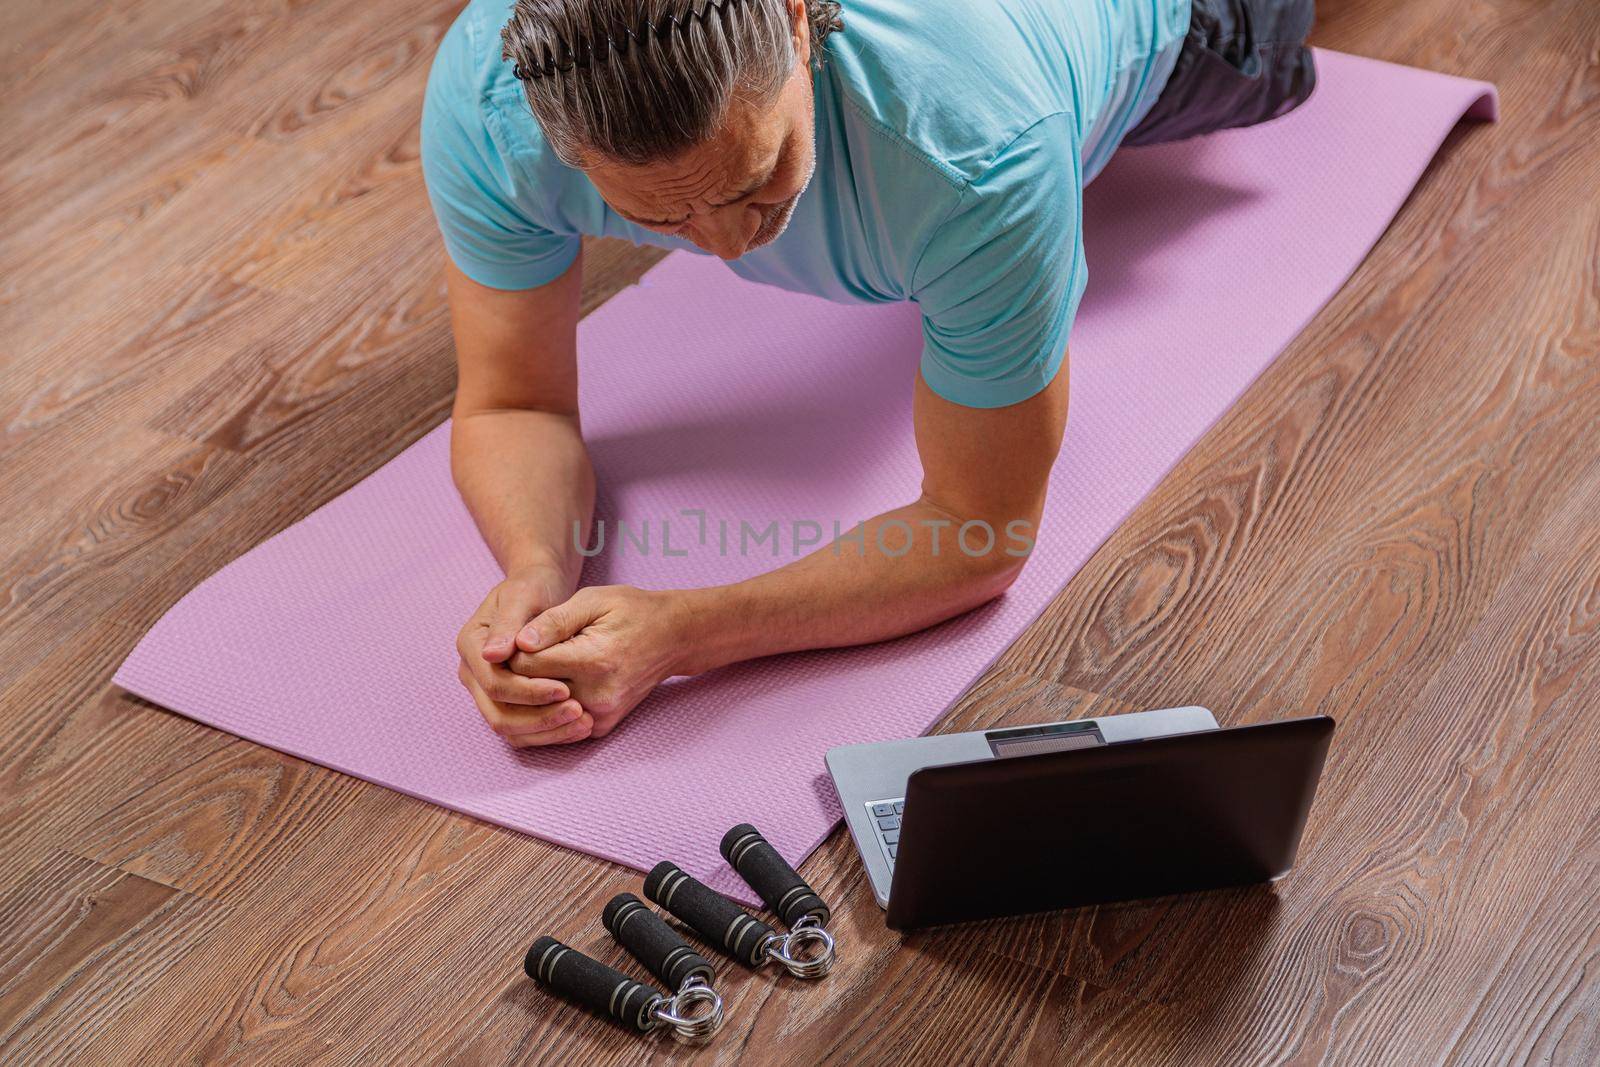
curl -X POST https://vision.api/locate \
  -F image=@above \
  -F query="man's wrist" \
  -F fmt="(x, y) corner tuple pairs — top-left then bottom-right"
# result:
(665, 585), (742, 677)
(505, 554), (579, 602)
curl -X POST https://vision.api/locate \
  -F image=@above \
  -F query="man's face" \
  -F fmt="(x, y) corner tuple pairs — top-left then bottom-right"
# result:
(584, 45), (817, 261)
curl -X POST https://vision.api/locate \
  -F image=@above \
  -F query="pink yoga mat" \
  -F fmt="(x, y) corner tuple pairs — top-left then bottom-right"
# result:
(116, 51), (1495, 904)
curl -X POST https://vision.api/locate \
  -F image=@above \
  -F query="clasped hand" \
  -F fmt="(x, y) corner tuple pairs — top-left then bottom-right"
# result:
(456, 574), (688, 747)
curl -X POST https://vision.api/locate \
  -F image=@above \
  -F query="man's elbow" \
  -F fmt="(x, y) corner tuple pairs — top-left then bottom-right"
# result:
(971, 542), (1031, 600)
(944, 510), (1040, 607)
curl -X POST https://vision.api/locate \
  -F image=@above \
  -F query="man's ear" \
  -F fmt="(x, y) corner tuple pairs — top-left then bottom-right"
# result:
(789, 0), (812, 67)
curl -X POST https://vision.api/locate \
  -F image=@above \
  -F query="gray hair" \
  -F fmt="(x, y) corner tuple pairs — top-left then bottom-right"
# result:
(501, 0), (843, 166)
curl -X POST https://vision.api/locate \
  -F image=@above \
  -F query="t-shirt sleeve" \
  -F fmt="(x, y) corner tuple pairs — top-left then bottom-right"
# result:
(419, 40), (579, 291)
(910, 115), (1086, 408)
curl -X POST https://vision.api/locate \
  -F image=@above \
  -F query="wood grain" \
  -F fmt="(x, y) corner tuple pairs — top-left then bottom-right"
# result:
(0, 851), (228, 1063)
(1, 0), (1597, 1062)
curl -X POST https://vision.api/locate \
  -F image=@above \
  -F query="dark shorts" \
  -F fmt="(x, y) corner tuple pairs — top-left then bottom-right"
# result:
(1123, 0), (1317, 147)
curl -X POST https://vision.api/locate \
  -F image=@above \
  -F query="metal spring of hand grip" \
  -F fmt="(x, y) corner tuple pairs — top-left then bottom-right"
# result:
(762, 914), (836, 979)
(651, 975), (723, 1044)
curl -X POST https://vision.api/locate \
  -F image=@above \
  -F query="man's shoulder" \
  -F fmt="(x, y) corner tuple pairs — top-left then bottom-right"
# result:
(428, 0), (492, 102)
(822, 0), (1084, 186)
(432, 0), (521, 94)
(423, 0), (579, 213)
(427, 0), (536, 135)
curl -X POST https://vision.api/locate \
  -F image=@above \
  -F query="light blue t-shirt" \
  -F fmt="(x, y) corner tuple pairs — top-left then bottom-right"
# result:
(422, 0), (1188, 407)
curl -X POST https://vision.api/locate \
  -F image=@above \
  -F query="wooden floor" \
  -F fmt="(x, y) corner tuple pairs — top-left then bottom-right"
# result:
(2, 0), (1597, 1062)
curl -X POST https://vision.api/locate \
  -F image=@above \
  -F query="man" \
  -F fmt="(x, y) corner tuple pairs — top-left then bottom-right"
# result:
(421, 0), (1315, 746)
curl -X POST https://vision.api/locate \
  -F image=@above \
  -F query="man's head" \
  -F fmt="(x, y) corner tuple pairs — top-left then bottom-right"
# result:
(502, 0), (842, 260)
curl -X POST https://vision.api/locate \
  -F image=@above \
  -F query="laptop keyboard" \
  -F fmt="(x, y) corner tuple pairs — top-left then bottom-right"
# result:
(866, 799), (906, 868)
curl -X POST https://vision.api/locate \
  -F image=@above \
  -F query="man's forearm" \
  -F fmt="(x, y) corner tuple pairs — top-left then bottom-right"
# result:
(670, 497), (1034, 676)
(451, 408), (595, 590)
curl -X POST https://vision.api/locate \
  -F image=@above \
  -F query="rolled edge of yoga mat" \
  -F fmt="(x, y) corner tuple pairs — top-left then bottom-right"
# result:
(720, 823), (831, 928)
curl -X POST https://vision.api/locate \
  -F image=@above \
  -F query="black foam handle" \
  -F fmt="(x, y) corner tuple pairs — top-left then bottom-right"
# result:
(644, 861), (774, 967)
(524, 936), (664, 1032)
(720, 823), (832, 928)
(603, 893), (716, 990)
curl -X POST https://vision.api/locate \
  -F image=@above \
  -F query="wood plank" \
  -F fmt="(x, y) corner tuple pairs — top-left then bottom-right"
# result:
(0, 683), (235, 897)
(73, 741), (366, 901)
(0, 851), (228, 1063)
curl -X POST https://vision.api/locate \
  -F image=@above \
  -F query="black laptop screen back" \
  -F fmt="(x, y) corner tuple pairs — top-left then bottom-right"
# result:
(885, 716), (1335, 930)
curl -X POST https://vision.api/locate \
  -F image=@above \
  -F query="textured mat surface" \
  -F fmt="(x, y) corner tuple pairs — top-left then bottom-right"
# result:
(116, 51), (1495, 903)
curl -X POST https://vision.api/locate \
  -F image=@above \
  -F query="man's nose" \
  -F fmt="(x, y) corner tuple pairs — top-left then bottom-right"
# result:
(692, 204), (761, 260)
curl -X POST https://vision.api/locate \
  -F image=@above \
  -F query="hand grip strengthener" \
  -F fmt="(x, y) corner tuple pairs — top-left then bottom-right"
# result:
(645, 823), (836, 979)
(524, 933), (723, 1044)
(603, 892), (725, 1038)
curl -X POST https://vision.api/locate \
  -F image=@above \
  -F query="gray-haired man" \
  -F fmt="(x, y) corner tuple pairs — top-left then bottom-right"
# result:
(421, 0), (1315, 746)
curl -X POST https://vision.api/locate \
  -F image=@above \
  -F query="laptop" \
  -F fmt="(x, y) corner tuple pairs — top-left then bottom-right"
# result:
(825, 708), (1334, 929)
